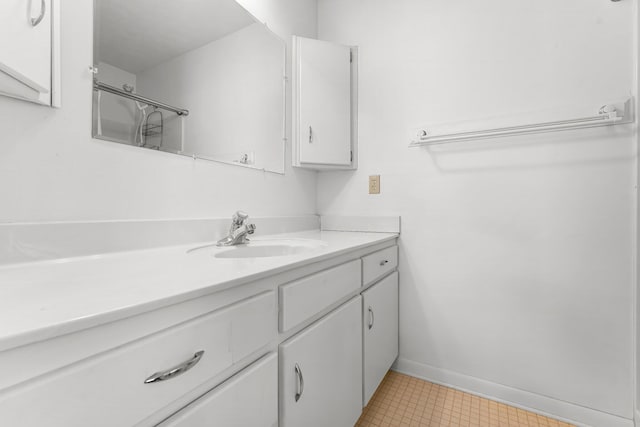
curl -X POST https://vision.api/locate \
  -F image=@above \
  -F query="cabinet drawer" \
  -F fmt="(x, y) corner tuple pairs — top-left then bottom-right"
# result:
(0, 291), (277, 427)
(362, 246), (397, 286)
(279, 259), (361, 332)
(159, 353), (278, 427)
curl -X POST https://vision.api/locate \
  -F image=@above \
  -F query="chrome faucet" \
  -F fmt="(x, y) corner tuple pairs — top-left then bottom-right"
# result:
(216, 211), (256, 246)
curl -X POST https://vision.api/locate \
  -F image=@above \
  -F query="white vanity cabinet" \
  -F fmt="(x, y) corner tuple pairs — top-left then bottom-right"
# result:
(292, 36), (357, 170)
(158, 353), (278, 427)
(0, 0), (60, 106)
(1, 235), (399, 427)
(279, 297), (363, 427)
(362, 272), (399, 406)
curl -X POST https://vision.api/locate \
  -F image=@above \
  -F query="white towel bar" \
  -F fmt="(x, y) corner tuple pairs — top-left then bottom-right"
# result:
(409, 98), (633, 147)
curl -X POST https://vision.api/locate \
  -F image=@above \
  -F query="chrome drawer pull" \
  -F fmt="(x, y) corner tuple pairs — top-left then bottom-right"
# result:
(144, 350), (205, 384)
(31, 0), (46, 27)
(368, 307), (375, 330)
(294, 363), (305, 402)
(379, 260), (389, 266)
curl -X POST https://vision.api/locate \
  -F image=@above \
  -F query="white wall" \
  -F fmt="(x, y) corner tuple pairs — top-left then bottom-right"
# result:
(138, 23), (284, 172)
(317, 0), (636, 424)
(0, 0), (317, 223)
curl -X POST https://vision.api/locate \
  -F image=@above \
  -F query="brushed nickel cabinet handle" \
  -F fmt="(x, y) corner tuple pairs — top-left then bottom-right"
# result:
(31, 0), (46, 27)
(309, 126), (313, 143)
(294, 363), (305, 402)
(368, 307), (375, 330)
(144, 350), (205, 384)
(379, 260), (389, 266)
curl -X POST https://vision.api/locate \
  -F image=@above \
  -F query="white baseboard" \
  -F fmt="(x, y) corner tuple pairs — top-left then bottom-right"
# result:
(393, 357), (633, 427)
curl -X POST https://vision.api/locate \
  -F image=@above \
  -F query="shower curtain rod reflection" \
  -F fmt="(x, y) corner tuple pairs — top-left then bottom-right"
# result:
(93, 81), (190, 116)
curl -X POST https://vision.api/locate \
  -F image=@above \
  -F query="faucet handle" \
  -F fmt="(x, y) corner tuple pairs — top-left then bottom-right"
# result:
(245, 223), (256, 234)
(232, 211), (249, 225)
(229, 222), (256, 242)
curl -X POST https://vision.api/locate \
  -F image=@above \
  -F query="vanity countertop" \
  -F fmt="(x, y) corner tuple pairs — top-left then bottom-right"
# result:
(0, 230), (397, 352)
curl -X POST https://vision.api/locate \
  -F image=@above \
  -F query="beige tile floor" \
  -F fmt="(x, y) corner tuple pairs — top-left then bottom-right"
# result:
(356, 371), (574, 427)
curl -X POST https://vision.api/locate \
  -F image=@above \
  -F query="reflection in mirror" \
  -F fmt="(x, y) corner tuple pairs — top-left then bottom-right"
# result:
(92, 0), (286, 173)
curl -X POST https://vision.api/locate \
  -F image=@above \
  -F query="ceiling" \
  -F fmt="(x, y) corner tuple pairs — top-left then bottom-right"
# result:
(96, 0), (256, 74)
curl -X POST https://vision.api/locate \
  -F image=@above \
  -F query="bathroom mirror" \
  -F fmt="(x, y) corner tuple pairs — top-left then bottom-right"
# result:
(92, 0), (286, 174)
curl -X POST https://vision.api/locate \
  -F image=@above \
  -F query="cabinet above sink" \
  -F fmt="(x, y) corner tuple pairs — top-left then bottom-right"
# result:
(0, 0), (61, 106)
(292, 36), (358, 170)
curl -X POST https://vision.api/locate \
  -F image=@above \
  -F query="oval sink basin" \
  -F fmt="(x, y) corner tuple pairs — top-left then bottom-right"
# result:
(188, 238), (328, 259)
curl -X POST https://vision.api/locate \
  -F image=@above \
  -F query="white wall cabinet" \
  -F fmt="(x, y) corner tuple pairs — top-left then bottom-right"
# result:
(158, 353), (278, 427)
(363, 272), (399, 406)
(292, 36), (357, 170)
(279, 297), (363, 427)
(0, 0), (60, 106)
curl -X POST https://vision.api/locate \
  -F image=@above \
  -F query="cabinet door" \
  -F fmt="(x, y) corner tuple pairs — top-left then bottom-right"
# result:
(158, 353), (278, 427)
(280, 296), (362, 427)
(0, 0), (51, 104)
(363, 272), (399, 406)
(295, 36), (352, 167)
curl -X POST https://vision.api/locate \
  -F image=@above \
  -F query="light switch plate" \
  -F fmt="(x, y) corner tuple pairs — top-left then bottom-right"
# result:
(369, 175), (380, 194)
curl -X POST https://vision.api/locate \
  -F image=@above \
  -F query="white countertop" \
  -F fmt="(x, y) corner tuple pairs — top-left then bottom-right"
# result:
(0, 230), (397, 352)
